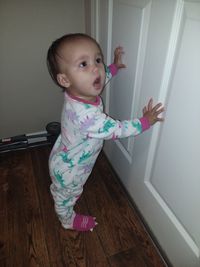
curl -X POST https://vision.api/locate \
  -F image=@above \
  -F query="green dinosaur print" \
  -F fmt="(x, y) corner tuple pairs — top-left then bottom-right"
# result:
(132, 120), (142, 133)
(62, 198), (73, 206)
(66, 206), (73, 218)
(72, 180), (79, 187)
(54, 170), (65, 187)
(124, 121), (129, 129)
(99, 120), (116, 133)
(78, 151), (92, 164)
(83, 103), (91, 109)
(60, 152), (74, 168)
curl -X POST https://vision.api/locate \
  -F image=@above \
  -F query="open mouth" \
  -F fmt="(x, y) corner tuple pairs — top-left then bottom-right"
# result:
(93, 76), (101, 90)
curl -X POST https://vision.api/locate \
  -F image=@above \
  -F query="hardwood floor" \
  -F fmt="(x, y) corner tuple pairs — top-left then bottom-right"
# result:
(0, 146), (167, 267)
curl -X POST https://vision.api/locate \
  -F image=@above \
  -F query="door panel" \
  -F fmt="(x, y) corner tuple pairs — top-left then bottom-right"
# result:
(110, 0), (151, 153)
(92, 0), (200, 266)
(149, 0), (200, 258)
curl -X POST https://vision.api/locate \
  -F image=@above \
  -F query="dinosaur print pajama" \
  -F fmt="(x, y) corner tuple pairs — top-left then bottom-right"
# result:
(49, 65), (150, 228)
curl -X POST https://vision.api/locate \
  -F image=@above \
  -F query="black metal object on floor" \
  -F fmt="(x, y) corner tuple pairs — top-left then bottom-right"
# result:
(0, 122), (61, 153)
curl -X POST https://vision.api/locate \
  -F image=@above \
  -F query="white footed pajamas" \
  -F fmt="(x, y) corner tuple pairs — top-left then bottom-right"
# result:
(49, 65), (150, 229)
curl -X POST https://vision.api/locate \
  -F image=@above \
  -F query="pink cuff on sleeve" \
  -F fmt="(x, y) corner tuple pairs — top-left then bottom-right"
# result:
(108, 64), (118, 76)
(139, 117), (151, 132)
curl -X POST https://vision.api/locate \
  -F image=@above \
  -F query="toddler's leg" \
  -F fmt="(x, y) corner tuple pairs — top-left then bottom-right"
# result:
(50, 183), (97, 231)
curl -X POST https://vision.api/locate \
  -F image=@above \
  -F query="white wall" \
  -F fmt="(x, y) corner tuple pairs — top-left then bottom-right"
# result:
(0, 0), (85, 139)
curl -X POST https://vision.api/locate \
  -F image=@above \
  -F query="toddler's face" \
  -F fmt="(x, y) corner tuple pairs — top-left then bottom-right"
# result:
(57, 38), (106, 101)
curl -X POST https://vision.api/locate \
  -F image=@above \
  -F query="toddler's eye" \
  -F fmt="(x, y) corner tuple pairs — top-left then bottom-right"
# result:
(80, 61), (87, 68)
(96, 57), (102, 64)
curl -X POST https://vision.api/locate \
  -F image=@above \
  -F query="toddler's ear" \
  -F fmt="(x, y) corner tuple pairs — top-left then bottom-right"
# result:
(57, 73), (70, 88)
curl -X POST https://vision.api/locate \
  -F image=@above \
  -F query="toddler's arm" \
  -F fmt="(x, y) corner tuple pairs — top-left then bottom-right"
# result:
(80, 112), (148, 140)
(79, 99), (164, 140)
(105, 46), (126, 80)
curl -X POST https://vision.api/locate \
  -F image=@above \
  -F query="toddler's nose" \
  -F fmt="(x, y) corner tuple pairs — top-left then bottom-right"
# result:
(92, 63), (99, 73)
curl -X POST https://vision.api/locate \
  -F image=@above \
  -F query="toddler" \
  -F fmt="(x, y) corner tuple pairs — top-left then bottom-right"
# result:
(47, 33), (164, 232)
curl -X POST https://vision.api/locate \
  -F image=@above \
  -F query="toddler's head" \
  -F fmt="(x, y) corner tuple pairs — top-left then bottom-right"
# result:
(47, 33), (106, 101)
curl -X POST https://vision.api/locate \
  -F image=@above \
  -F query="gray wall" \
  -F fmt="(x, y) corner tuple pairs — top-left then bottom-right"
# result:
(0, 0), (85, 138)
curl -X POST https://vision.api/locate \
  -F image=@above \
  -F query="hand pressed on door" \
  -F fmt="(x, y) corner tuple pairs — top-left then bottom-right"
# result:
(142, 98), (164, 126)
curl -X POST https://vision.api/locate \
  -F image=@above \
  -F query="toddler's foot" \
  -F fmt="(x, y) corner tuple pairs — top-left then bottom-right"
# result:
(73, 214), (97, 232)
(61, 214), (98, 231)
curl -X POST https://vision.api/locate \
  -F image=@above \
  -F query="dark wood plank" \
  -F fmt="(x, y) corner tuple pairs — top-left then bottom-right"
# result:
(84, 170), (137, 255)
(84, 152), (166, 267)
(0, 257), (9, 267)
(0, 146), (167, 267)
(109, 247), (154, 267)
(0, 150), (50, 266)
(0, 210), (8, 261)
(30, 147), (64, 267)
(31, 147), (110, 267)
(98, 153), (167, 267)
(0, 156), (9, 261)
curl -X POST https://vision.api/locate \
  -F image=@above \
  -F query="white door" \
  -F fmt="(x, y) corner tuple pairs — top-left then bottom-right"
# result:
(90, 0), (200, 266)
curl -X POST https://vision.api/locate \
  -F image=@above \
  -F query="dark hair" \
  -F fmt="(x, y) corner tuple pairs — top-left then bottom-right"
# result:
(46, 33), (103, 89)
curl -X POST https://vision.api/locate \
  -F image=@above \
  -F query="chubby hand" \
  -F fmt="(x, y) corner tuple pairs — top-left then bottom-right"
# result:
(143, 98), (164, 126)
(114, 46), (126, 69)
